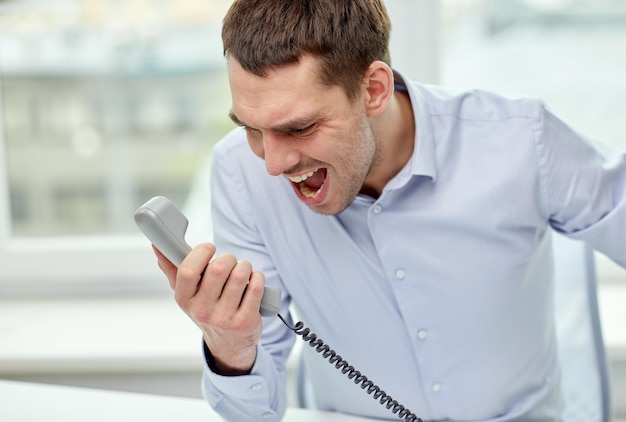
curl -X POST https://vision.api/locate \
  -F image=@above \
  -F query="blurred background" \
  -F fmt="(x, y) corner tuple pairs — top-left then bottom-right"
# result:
(0, 0), (232, 237)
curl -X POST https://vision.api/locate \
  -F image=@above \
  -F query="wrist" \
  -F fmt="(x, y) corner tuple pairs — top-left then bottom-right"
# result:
(203, 339), (256, 376)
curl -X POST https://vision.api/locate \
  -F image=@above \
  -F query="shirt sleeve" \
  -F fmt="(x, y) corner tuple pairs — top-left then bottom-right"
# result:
(535, 104), (626, 266)
(201, 341), (287, 421)
(200, 132), (296, 421)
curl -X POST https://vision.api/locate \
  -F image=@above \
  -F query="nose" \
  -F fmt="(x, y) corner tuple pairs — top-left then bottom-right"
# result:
(263, 132), (300, 176)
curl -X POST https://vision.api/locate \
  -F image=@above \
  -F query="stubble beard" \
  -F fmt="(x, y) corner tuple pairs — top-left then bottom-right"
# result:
(317, 117), (379, 216)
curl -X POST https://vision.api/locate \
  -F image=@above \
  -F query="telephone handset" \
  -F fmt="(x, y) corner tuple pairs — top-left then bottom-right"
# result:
(134, 196), (422, 422)
(134, 196), (280, 317)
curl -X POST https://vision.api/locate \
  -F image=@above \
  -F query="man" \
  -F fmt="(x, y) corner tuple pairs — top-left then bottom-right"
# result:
(155, 1), (626, 421)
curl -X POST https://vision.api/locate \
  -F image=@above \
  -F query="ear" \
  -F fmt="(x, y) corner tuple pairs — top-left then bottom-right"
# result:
(362, 61), (394, 118)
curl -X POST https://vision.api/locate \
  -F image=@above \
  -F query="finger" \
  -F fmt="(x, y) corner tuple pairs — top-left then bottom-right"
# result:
(239, 269), (266, 319)
(203, 251), (238, 292)
(215, 259), (254, 314)
(175, 243), (217, 305)
(184, 252), (238, 314)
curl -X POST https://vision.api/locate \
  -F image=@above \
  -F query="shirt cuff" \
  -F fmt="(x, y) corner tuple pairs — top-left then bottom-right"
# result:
(201, 339), (281, 420)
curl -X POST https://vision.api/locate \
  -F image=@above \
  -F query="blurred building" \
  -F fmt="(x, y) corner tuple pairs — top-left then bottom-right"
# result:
(0, 0), (234, 236)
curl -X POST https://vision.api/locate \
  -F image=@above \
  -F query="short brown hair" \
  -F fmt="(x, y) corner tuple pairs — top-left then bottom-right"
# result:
(222, 0), (391, 100)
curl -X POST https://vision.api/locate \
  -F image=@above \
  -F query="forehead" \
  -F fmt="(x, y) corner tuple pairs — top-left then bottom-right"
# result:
(227, 56), (348, 128)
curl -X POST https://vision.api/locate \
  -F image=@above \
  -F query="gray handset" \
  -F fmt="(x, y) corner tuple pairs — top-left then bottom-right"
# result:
(134, 196), (280, 317)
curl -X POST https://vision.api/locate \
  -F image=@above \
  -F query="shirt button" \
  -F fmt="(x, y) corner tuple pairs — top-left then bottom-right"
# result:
(262, 412), (273, 418)
(250, 383), (262, 391)
(395, 268), (406, 279)
(417, 329), (428, 340)
(372, 204), (382, 214)
(432, 382), (442, 392)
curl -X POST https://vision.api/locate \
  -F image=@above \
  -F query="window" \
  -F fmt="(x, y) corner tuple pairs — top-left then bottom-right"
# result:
(440, 0), (626, 149)
(0, 0), (234, 293)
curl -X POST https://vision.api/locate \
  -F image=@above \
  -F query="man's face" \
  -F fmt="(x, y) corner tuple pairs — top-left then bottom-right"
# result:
(228, 55), (379, 215)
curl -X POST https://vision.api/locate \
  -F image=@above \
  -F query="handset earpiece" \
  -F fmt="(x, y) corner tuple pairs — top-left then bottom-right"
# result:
(134, 196), (280, 317)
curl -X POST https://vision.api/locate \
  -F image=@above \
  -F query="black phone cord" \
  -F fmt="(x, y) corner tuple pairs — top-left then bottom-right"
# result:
(277, 314), (423, 422)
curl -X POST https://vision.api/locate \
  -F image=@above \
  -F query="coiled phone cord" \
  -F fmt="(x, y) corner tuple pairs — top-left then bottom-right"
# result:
(277, 314), (423, 422)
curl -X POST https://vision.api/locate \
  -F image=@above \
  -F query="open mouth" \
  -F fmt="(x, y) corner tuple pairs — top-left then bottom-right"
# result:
(288, 168), (327, 198)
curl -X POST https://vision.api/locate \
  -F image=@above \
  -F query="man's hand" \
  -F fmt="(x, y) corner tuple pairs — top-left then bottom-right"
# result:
(154, 243), (264, 375)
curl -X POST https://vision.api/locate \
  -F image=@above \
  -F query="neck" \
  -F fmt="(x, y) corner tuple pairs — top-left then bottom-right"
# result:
(363, 88), (415, 197)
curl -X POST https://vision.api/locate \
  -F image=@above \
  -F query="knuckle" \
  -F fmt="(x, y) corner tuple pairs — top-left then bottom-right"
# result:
(237, 259), (252, 270)
(206, 253), (236, 276)
(177, 265), (198, 281)
(204, 262), (224, 279)
(214, 314), (232, 329)
(247, 278), (265, 296)
(251, 269), (265, 282)
(230, 261), (252, 283)
(197, 242), (216, 256)
(192, 306), (213, 324)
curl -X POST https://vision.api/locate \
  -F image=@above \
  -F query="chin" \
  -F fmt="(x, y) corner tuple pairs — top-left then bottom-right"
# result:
(308, 199), (352, 216)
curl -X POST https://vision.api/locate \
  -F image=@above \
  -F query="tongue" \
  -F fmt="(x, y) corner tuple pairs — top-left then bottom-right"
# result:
(303, 168), (327, 190)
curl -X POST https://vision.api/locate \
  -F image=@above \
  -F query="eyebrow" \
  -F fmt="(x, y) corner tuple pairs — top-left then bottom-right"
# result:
(229, 110), (321, 134)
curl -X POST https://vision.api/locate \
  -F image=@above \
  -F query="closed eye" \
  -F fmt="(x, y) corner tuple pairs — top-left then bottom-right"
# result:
(229, 115), (261, 136)
(229, 110), (319, 138)
(244, 126), (261, 135)
(290, 124), (316, 136)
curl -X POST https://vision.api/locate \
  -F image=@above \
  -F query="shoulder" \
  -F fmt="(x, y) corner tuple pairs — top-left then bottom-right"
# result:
(211, 127), (269, 189)
(410, 81), (545, 124)
(213, 127), (251, 158)
(211, 127), (289, 197)
(212, 128), (268, 174)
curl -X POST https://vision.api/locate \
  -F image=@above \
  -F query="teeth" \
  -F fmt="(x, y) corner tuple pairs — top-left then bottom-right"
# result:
(288, 170), (316, 183)
(300, 185), (321, 198)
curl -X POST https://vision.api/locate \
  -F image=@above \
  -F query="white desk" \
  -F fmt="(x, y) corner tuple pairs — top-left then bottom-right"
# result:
(0, 380), (371, 421)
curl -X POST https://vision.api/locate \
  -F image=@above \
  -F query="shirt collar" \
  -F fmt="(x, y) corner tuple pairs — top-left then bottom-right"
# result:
(384, 70), (437, 192)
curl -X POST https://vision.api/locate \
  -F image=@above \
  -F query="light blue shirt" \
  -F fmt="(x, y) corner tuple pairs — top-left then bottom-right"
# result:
(202, 71), (626, 421)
